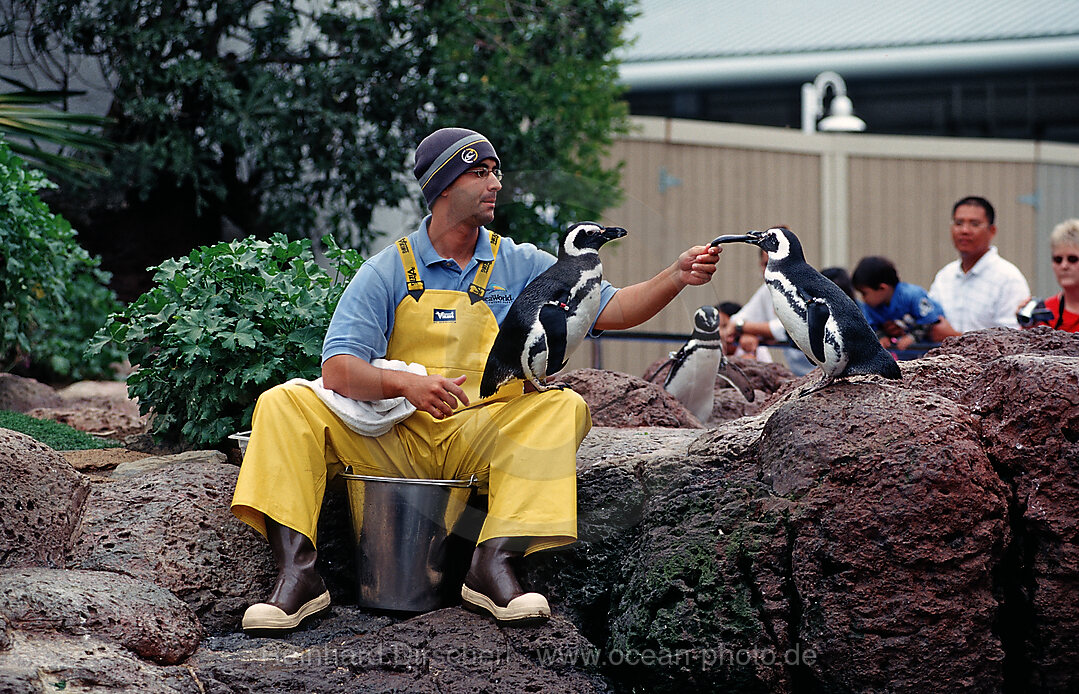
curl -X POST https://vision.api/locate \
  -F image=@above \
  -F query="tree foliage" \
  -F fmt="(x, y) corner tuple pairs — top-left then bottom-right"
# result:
(0, 138), (124, 381)
(89, 234), (364, 446)
(7, 0), (633, 253)
(430, 2), (633, 248)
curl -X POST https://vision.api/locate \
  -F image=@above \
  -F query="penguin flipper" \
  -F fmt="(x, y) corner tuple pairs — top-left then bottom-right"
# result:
(480, 320), (526, 398)
(661, 347), (689, 388)
(716, 359), (756, 403)
(803, 294), (831, 363)
(538, 301), (570, 376)
(648, 357), (675, 384)
(480, 347), (517, 398)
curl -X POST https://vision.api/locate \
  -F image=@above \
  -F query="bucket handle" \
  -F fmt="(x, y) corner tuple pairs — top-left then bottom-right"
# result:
(340, 467), (477, 488)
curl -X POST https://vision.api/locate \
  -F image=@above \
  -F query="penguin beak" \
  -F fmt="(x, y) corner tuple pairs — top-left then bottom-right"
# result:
(603, 226), (628, 240)
(709, 232), (761, 247)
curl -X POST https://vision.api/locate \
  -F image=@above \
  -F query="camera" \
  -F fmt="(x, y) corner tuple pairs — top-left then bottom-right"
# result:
(1017, 299), (1054, 327)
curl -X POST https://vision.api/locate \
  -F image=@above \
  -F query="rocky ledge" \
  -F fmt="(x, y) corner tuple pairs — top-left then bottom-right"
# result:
(1, 326), (1076, 693)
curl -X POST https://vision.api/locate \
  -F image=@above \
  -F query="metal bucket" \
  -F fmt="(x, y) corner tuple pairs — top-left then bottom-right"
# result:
(229, 431), (251, 456)
(339, 469), (480, 613)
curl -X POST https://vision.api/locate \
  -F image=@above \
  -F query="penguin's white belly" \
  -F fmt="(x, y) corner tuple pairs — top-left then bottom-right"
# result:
(523, 268), (603, 379)
(665, 345), (722, 422)
(564, 285), (602, 355)
(767, 281), (848, 376)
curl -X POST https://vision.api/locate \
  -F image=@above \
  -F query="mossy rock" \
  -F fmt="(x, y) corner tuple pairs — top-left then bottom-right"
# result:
(0, 410), (120, 450)
(606, 459), (790, 693)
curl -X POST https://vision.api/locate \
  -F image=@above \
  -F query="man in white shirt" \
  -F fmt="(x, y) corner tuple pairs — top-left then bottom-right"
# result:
(928, 196), (1030, 332)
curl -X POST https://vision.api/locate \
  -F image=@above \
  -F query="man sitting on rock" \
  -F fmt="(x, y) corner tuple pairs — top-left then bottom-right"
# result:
(230, 126), (725, 632)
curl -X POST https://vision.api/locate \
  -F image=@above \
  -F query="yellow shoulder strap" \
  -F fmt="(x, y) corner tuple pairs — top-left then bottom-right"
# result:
(468, 231), (501, 304)
(395, 236), (424, 300)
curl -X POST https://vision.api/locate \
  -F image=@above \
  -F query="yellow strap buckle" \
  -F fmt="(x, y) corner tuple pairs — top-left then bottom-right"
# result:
(395, 237), (424, 300)
(468, 232), (501, 304)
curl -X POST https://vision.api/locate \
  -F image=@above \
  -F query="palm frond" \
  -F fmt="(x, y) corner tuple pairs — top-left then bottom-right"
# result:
(0, 88), (114, 182)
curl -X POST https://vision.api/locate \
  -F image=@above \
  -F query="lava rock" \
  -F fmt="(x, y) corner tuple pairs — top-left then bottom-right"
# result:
(0, 429), (90, 569)
(0, 373), (64, 412)
(553, 368), (701, 428)
(0, 567), (202, 664)
(66, 459), (275, 634)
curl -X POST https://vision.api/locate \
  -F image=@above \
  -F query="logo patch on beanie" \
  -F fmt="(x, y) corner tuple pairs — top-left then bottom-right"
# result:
(461, 148), (479, 164)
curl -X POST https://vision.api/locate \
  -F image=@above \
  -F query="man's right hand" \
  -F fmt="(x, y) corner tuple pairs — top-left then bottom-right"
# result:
(401, 373), (469, 419)
(322, 354), (469, 418)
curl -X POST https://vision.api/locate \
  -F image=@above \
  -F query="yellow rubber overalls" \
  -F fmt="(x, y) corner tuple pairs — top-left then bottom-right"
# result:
(231, 232), (591, 556)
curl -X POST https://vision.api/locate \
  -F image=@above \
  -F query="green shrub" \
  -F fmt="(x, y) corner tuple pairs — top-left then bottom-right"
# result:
(0, 409), (121, 450)
(0, 139), (125, 381)
(90, 234), (363, 447)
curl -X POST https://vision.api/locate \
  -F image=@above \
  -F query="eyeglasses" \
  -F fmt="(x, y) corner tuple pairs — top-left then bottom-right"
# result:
(1052, 254), (1079, 265)
(464, 167), (503, 181)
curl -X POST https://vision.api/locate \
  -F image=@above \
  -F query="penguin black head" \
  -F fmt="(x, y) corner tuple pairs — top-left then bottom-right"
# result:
(693, 305), (721, 335)
(563, 222), (628, 256)
(711, 227), (804, 263)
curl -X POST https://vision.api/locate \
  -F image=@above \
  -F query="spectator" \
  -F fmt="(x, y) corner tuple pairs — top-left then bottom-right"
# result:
(821, 266), (857, 301)
(1019, 218), (1079, 332)
(928, 196), (1031, 331)
(852, 256), (961, 349)
(717, 300), (771, 361)
(723, 250), (785, 346)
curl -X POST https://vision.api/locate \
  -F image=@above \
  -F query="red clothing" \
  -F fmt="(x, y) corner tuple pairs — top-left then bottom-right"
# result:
(1044, 294), (1079, 333)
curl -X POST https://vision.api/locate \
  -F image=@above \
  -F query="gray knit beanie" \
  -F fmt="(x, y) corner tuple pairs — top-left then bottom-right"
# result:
(413, 128), (500, 208)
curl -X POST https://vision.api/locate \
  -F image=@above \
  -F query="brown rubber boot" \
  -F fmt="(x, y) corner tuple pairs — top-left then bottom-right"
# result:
(242, 517), (331, 633)
(460, 537), (550, 624)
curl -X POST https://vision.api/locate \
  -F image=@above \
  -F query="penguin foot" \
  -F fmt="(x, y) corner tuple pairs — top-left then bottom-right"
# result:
(798, 374), (834, 397)
(525, 378), (566, 393)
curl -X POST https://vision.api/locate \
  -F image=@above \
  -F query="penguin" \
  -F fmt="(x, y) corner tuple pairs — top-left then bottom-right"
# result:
(711, 227), (901, 396)
(480, 222), (628, 398)
(652, 305), (755, 422)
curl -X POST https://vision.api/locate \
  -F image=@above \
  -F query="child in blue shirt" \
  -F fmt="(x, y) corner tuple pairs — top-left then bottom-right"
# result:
(852, 256), (960, 349)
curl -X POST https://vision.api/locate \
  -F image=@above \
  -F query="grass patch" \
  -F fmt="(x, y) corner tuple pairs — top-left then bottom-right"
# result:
(0, 410), (121, 450)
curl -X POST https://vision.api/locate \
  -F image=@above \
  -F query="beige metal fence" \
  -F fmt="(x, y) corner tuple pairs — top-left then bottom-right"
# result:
(569, 115), (1079, 378)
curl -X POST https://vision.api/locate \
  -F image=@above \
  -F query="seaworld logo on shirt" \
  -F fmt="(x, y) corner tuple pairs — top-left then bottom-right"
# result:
(482, 285), (514, 305)
(433, 309), (456, 323)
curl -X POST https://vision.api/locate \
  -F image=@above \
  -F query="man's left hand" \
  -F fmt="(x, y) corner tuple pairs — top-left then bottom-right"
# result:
(880, 320), (907, 338)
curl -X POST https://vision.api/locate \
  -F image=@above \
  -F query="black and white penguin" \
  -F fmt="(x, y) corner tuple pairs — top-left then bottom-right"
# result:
(653, 305), (754, 422)
(480, 222), (627, 397)
(711, 227), (901, 395)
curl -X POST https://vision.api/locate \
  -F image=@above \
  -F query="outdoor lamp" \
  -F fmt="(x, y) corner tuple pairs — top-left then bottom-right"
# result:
(801, 71), (867, 134)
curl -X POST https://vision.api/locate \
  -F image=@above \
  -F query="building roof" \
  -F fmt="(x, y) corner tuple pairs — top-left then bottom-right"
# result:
(620, 0), (1079, 89)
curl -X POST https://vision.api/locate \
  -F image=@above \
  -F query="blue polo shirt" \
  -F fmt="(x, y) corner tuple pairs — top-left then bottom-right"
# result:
(860, 281), (945, 330)
(323, 217), (618, 364)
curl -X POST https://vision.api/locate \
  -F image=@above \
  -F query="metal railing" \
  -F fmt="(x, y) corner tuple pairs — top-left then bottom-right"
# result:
(589, 330), (688, 371)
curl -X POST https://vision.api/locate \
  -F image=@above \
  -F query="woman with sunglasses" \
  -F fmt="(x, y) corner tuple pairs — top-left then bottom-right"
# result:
(1030, 218), (1079, 332)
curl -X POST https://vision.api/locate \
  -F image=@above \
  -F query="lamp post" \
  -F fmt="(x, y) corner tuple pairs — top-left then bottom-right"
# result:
(801, 71), (866, 134)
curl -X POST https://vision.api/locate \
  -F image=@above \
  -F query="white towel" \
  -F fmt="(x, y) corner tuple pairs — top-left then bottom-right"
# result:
(286, 359), (427, 437)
